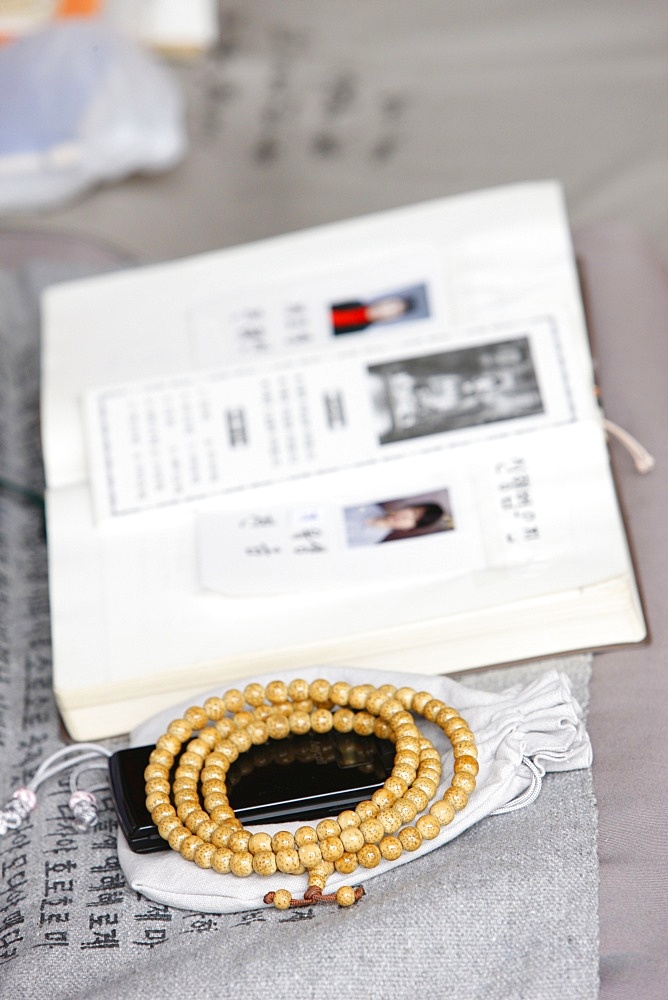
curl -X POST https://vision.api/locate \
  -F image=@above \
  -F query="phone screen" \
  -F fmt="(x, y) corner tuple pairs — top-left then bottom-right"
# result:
(110, 731), (395, 853)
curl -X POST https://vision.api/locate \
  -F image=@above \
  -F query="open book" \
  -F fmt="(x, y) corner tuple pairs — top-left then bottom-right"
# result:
(41, 181), (646, 739)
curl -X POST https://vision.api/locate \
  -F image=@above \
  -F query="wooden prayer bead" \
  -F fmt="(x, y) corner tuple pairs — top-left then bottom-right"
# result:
(394, 687), (416, 709)
(355, 799), (379, 821)
(243, 683), (267, 707)
(166, 719), (192, 742)
(294, 826), (318, 846)
(271, 830), (295, 852)
(347, 684), (374, 709)
(413, 776), (439, 799)
(371, 787), (396, 810)
(167, 826), (191, 851)
(248, 832), (273, 854)
(359, 818), (385, 844)
(223, 689), (245, 713)
(398, 826), (423, 852)
(211, 848), (233, 874)
(184, 706), (209, 730)
(276, 849), (303, 875)
(373, 718), (393, 740)
(337, 810), (361, 830)
(298, 843), (323, 868)
(194, 842), (217, 868)
(416, 815), (441, 841)
(429, 799), (455, 826)
(196, 819), (218, 842)
(308, 679), (331, 703)
(210, 824), (235, 848)
(229, 851), (254, 877)
(265, 680), (289, 704)
(452, 772), (477, 794)
(316, 818), (341, 840)
(332, 708), (355, 732)
(252, 851), (277, 876)
(352, 712), (375, 736)
(379, 835), (403, 861)
(272, 888), (292, 909)
(156, 733), (182, 755)
(335, 852), (359, 875)
(289, 711), (311, 735)
(310, 708), (333, 733)
(203, 696), (226, 719)
(443, 787), (469, 811)
(329, 681), (351, 706)
(229, 829), (251, 853)
(336, 885), (357, 907)
(150, 802), (176, 824)
(393, 797), (418, 824)
(357, 843), (382, 868)
(319, 836), (345, 862)
(157, 815), (181, 839)
(180, 835), (203, 862)
(229, 729), (253, 753)
(266, 714), (290, 740)
(423, 699), (446, 722)
(377, 808), (403, 834)
(339, 827), (365, 853)
(411, 691), (433, 714)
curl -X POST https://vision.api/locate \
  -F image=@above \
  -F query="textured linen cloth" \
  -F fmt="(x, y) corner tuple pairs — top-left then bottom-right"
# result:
(122, 664), (592, 914)
(0, 258), (599, 998)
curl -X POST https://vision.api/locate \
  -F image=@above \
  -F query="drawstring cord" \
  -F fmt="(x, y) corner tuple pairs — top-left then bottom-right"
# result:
(490, 746), (584, 816)
(0, 743), (112, 836)
(603, 418), (655, 474)
(490, 756), (545, 815)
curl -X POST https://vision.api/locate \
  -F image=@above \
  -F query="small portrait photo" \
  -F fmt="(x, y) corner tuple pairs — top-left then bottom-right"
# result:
(368, 336), (543, 445)
(329, 282), (430, 336)
(343, 488), (453, 548)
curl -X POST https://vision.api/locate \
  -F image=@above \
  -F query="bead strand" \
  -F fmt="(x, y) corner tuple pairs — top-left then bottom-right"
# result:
(146, 680), (478, 907)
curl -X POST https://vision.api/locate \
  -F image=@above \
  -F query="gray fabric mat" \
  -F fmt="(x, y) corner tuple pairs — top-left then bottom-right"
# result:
(0, 262), (598, 999)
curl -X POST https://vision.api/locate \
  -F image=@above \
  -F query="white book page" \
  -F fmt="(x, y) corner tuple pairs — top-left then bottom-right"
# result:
(48, 421), (639, 696)
(193, 416), (630, 600)
(189, 245), (448, 365)
(196, 463), (477, 597)
(83, 315), (584, 519)
(41, 181), (592, 492)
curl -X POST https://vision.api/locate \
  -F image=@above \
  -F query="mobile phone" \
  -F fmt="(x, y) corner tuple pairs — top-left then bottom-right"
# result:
(110, 730), (395, 854)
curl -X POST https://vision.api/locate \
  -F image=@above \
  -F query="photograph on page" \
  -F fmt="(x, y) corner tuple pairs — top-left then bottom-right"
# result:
(195, 483), (482, 598)
(369, 336), (543, 444)
(188, 247), (446, 366)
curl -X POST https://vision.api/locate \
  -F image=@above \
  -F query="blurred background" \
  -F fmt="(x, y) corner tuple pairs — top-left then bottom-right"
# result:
(0, 0), (666, 262)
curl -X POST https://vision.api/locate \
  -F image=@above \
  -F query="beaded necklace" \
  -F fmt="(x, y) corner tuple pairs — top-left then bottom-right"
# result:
(145, 679), (478, 908)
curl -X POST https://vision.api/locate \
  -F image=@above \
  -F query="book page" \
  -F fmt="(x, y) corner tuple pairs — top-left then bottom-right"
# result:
(83, 315), (578, 519)
(41, 182), (594, 493)
(188, 245), (449, 365)
(193, 414), (624, 599)
(196, 464), (477, 597)
(46, 420), (641, 708)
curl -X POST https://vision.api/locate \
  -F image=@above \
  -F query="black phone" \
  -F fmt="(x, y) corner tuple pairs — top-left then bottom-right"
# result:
(110, 730), (395, 854)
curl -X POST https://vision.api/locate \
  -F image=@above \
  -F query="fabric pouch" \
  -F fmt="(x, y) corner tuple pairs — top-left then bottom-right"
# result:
(118, 664), (591, 913)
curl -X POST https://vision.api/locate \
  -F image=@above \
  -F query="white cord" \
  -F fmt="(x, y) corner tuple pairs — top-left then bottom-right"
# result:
(603, 418), (655, 474)
(0, 743), (112, 836)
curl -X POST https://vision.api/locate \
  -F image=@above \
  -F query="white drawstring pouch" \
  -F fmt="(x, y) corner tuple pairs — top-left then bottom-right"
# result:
(118, 664), (592, 913)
